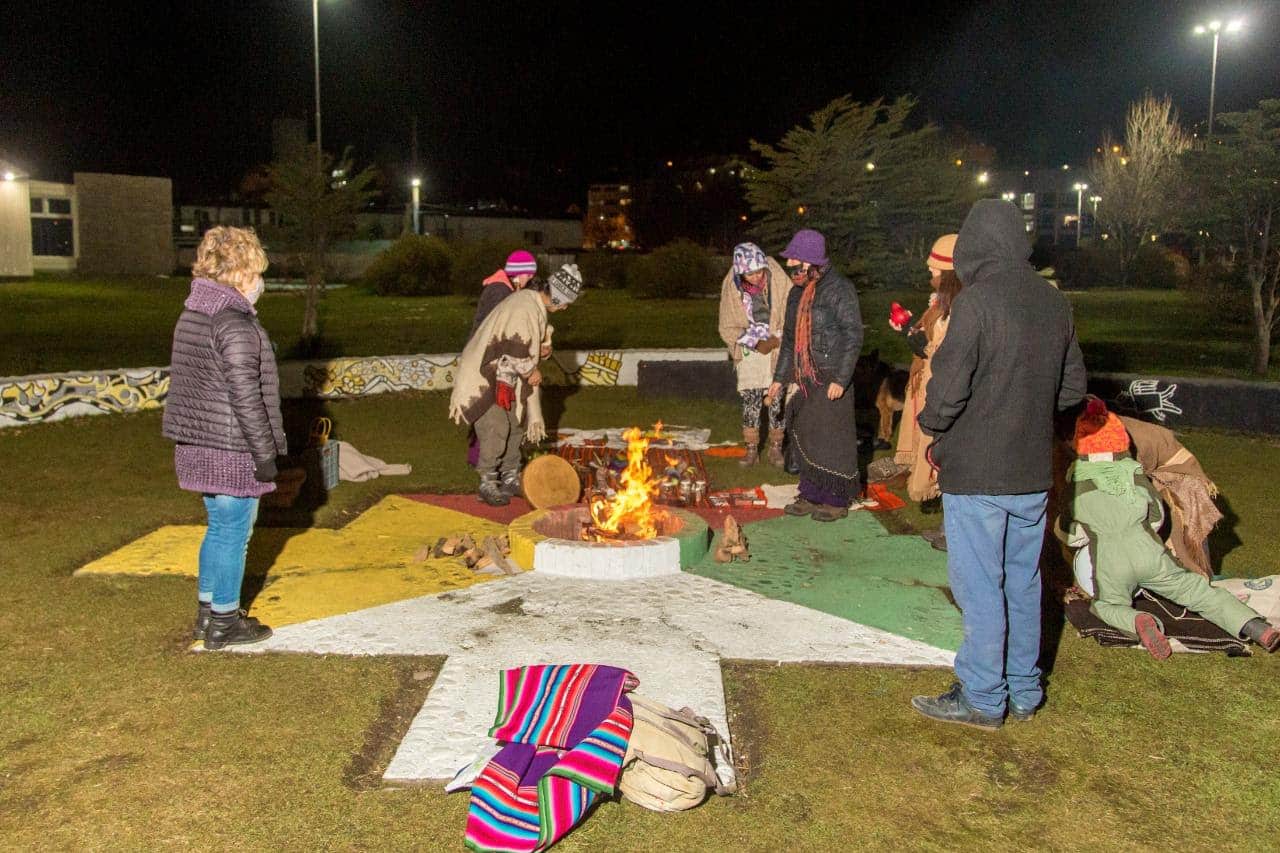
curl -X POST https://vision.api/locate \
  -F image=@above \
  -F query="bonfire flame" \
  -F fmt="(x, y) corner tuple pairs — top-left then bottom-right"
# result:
(589, 425), (664, 540)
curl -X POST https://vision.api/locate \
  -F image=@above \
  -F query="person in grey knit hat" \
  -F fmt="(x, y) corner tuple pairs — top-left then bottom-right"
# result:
(547, 263), (583, 307)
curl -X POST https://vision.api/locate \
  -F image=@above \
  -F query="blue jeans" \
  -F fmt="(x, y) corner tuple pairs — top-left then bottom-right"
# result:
(942, 492), (1048, 718)
(198, 494), (260, 613)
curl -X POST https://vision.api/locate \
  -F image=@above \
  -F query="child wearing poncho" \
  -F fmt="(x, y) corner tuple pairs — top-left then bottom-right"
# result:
(1057, 399), (1279, 658)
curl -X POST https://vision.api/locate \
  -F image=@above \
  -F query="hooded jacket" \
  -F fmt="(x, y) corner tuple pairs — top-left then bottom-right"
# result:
(919, 201), (1087, 495)
(471, 269), (517, 336)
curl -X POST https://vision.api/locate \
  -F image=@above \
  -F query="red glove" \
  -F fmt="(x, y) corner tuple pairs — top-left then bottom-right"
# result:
(889, 301), (913, 332)
(495, 381), (515, 410)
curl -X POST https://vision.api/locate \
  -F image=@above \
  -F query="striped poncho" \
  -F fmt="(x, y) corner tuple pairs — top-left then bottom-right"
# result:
(465, 664), (638, 853)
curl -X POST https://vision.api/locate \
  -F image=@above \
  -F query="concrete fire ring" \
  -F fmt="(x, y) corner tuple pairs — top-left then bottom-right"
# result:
(508, 506), (710, 579)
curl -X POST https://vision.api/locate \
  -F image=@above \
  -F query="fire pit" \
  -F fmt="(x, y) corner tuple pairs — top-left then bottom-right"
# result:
(508, 505), (710, 580)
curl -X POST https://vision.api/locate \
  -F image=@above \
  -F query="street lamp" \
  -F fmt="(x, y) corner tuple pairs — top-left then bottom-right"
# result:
(977, 171), (990, 185)
(1193, 18), (1245, 138)
(1073, 183), (1088, 244)
(310, 0), (340, 167)
(410, 177), (422, 235)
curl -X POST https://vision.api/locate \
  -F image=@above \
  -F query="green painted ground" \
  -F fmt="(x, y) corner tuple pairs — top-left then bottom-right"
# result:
(690, 512), (963, 651)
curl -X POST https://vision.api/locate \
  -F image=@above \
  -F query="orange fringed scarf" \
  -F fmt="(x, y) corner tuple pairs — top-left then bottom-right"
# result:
(793, 272), (821, 388)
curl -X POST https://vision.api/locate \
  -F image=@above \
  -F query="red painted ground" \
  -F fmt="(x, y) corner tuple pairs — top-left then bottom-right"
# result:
(404, 493), (782, 528)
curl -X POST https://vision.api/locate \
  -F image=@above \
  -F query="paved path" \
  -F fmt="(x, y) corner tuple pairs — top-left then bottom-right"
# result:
(234, 569), (954, 784)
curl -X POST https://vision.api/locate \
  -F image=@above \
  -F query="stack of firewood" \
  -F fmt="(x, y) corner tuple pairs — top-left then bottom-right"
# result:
(713, 515), (750, 563)
(415, 533), (520, 575)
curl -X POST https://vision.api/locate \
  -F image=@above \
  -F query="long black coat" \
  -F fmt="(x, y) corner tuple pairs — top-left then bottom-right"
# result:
(162, 279), (286, 465)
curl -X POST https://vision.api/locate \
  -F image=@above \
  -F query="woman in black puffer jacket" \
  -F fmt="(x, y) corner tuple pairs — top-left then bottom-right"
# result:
(766, 229), (864, 522)
(162, 226), (285, 650)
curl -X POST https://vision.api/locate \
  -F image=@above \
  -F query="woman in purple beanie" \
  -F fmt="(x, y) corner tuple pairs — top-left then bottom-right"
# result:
(766, 229), (864, 521)
(162, 226), (285, 649)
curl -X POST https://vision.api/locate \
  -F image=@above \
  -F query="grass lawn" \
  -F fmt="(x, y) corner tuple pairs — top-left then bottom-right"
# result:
(1, 275), (1271, 381)
(3, 388), (1279, 849)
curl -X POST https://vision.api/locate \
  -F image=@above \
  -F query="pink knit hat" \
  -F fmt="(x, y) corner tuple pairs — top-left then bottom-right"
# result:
(504, 250), (537, 277)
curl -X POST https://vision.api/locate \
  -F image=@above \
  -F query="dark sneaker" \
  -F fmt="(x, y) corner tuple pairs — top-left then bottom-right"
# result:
(479, 476), (510, 507)
(810, 504), (849, 522)
(1134, 612), (1172, 660)
(1008, 702), (1038, 722)
(203, 610), (272, 651)
(784, 497), (820, 517)
(920, 530), (948, 552)
(193, 602), (212, 641)
(911, 682), (1003, 730)
(498, 471), (522, 499)
(1241, 617), (1280, 652)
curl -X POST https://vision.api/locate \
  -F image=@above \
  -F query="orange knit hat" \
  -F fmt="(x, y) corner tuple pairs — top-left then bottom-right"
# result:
(1074, 398), (1130, 455)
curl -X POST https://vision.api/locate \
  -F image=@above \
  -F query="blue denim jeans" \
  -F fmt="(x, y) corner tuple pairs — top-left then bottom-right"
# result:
(942, 492), (1048, 718)
(198, 494), (260, 613)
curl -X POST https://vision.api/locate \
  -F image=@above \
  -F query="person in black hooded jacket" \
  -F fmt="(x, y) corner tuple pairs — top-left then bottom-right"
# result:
(910, 200), (1087, 730)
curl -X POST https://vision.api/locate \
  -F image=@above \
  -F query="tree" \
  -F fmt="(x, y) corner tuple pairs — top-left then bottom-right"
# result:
(1090, 94), (1190, 286)
(1181, 100), (1280, 375)
(265, 144), (379, 346)
(741, 95), (975, 288)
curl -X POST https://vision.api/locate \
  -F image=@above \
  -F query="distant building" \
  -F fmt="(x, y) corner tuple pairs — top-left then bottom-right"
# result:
(0, 162), (173, 277)
(982, 166), (1100, 247)
(583, 183), (635, 249)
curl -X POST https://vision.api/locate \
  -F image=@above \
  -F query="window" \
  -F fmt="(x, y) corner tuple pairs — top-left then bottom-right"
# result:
(32, 219), (74, 256)
(1021, 193), (1035, 211)
(47, 198), (71, 215)
(30, 197), (44, 214)
(523, 230), (544, 246)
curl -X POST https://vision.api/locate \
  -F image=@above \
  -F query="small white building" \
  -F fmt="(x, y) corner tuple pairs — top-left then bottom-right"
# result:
(0, 161), (172, 278)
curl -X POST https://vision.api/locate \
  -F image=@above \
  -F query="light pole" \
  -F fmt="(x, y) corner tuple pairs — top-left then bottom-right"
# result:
(1073, 182), (1088, 244)
(1089, 194), (1101, 238)
(410, 178), (422, 235)
(312, 0), (323, 168)
(1193, 19), (1244, 138)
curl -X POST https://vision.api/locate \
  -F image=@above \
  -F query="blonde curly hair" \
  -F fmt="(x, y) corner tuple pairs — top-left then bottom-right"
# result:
(192, 226), (268, 291)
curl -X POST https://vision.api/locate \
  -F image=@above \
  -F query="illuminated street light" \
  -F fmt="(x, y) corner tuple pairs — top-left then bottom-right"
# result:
(1073, 182), (1089, 244)
(1001, 191), (1016, 202)
(1062, 164), (1070, 171)
(977, 171), (990, 185)
(1194, 17), (1245, 137)
(410, 177), (422, 235)
(865, 161), (875, 171)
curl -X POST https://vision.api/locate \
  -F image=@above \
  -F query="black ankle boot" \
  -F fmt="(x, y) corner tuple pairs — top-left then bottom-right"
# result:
(193, 602), (212, 641)
(203, 610), (272, 650)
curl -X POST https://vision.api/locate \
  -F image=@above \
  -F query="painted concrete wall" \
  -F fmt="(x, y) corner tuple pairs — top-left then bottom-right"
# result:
(0, 348), (729, 429)
(0, 177), (34, 277)
(5, 349), (1278, 436)
(75, 173), (173, 275)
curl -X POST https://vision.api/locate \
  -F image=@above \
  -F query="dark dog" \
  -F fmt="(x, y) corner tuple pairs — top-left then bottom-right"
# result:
(852, 349), (909, 450)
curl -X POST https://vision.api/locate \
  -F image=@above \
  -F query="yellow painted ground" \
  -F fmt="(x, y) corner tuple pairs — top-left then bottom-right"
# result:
(75, 496), (512, 627)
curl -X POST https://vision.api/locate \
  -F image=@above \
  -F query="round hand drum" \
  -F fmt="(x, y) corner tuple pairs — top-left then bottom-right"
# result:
(521, 454), (582, 509)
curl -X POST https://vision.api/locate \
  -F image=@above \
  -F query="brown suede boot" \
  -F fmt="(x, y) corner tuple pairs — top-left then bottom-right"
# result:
(739, 428), (760, 466)
(767, 428), (786, 467)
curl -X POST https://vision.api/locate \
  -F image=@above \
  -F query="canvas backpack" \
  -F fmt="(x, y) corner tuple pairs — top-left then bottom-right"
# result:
(619, 695), (734, 812)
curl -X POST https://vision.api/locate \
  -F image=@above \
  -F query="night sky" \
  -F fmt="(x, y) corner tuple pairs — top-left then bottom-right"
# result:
(3, 0), (1277, 210)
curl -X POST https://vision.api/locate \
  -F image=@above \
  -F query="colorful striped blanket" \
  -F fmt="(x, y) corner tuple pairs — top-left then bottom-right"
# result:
(465, 664), (639, 853)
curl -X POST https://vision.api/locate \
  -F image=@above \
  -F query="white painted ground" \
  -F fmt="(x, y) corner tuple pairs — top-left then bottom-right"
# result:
(233, 572), (954, 785)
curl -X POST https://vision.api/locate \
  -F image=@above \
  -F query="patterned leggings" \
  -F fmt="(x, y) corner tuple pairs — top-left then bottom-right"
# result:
(740, 388), (784, 430)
